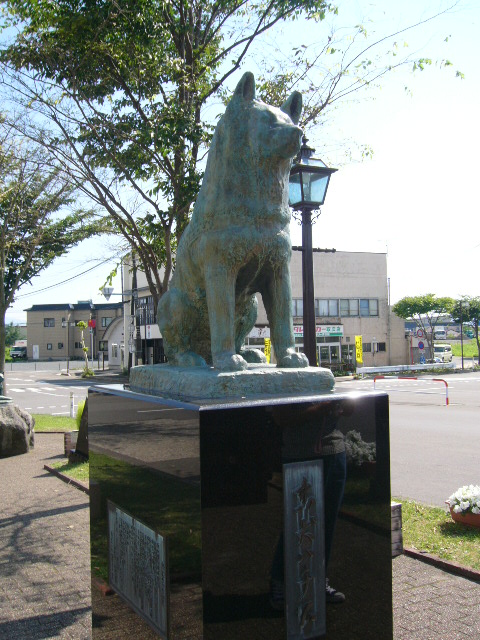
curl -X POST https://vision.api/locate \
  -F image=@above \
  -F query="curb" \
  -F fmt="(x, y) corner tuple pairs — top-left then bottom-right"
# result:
(43, 464), (90, 495)
(403, 547), (480, 583)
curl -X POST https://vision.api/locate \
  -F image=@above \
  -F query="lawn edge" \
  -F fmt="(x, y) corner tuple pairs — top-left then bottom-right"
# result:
(44, 464), (90, 495)
(403, 547), (480, 583)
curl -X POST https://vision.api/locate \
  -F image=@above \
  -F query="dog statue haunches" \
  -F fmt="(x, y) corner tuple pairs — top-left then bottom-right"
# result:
(157, 72), (310, 372)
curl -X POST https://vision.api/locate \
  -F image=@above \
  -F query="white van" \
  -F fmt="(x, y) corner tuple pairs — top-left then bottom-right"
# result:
(433, 343), (453, 363)
(433, 327), (447, 340)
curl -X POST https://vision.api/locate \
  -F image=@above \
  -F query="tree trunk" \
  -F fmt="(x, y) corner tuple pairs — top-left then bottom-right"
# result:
(0, 304), (6, 394)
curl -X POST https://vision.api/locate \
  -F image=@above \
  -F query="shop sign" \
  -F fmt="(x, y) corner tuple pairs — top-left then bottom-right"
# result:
(294, 325), (344, 338)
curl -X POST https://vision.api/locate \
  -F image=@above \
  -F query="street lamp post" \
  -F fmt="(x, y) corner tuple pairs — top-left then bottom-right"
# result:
(460, 299), (469, 371)
(289, 136), (337, 366)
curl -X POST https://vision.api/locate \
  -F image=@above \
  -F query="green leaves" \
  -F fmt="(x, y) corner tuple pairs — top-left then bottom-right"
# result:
(393, 294), (455, 320)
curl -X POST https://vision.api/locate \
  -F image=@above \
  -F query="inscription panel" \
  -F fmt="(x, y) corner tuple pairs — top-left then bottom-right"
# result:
(108, 501), (169, 638)
(284, 460), (325, 640)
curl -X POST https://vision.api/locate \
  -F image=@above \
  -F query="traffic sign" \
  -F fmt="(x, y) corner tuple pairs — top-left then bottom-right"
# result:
(416, 329), (424, 338)
(418, 341), (424, 350)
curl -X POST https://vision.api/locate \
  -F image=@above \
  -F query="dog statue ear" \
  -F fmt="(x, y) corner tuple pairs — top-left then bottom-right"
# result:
(234, 71), (256, 102)
(281, 91), (302, 125)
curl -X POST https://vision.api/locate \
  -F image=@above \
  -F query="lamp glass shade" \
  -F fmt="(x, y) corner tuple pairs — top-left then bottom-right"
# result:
(303, 171), (330, 205)
(289, 172), (303, 206)
(289, 154), (336, 208)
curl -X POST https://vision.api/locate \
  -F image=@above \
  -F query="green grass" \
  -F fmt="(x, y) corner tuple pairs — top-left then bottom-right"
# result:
(396, 498), (480, 571)
(33, 413), (77, 432)
(51, 460), (89, 482)
(451, 340), (479, 358)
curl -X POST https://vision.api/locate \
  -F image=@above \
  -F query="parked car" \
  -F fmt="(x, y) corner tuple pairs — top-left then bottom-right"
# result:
(9, 346), (27, 359)
(433, 343), (452, 363)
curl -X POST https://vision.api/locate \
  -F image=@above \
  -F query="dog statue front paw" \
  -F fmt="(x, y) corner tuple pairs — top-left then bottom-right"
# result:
(238, 348), (268, 364)
(277, 349), (309, 368)
(214, 352), (249, 372)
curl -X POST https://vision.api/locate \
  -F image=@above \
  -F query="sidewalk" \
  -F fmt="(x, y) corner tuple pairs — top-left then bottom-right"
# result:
(1, 433), (479, 639)
(0, 434), (91, 640)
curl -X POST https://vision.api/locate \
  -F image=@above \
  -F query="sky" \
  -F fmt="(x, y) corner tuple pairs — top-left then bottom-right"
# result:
(5, 0), (480, 325)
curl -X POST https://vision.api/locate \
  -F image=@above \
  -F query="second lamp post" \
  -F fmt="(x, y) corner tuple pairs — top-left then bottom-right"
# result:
(289, 136), (337, 366)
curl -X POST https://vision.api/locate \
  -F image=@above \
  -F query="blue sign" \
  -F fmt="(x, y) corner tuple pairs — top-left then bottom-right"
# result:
(418, 341), (424, 350)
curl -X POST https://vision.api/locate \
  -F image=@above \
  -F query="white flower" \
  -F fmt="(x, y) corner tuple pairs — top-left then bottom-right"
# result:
(447, 485), (480, 515)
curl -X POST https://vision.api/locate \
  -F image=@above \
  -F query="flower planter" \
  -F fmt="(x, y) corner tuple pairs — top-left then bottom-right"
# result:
(449, 507), (480, 529)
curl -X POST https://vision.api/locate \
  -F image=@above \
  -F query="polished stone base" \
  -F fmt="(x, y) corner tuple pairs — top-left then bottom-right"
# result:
(129, 363), (335, 400)
(88, 386), (392, 639)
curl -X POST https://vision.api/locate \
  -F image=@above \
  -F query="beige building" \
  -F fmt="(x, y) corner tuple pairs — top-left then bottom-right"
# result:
(248, 249), (408, 368)
(25, 301), (123, 362)
(123, 248), (408, 370)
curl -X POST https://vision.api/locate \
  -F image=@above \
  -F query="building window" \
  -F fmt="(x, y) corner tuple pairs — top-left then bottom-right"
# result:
(328, 299), (338, 316)
(58, 342), (64, 349)
(339, 299), (349, 316)
(377, 342), (386, 352)
(292, 298), (303, 317)
(99, 340), (108, 352)
(47, 343), (52, 350)
(44, 318), (55, 327)
(360, 299), (379, 316)
(317, 299), (329, 316)
(316, 299), (339, 317)
(363, 343), (372, 352)
(360, 299), (370, 317)
(74, 342), (82, 349)
(101, 317), (113, 328)
(338, 298), (379, 317)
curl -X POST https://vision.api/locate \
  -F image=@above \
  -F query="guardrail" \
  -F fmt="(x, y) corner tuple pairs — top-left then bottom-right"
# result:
(3, 360), (110, 372)
(357, 363), (455, 376)
(373, 376), (449, 406)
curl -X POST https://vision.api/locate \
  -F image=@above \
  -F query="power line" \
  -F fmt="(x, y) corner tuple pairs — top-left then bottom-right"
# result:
(16, 256), (116, 299)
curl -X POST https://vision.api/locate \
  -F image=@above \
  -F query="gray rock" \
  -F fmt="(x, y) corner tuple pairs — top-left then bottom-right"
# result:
(0, 404), (35, 457)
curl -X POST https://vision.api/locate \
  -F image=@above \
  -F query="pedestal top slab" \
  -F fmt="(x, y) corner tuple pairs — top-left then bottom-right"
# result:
(129, 363), (335, 401)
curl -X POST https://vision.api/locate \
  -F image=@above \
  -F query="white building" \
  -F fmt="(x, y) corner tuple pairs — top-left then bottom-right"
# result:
(121, 248), (408, 370)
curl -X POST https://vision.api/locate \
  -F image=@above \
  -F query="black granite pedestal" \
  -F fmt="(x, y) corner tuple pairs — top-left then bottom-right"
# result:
(88, 385), (392, 640)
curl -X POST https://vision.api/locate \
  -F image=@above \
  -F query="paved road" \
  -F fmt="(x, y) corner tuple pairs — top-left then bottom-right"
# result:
(3, 370), (91, 415)
(336, 372), (480, 507)
(3, 367), (121, 415)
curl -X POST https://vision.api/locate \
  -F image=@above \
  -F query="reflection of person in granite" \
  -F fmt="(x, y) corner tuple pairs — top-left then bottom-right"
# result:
(269, 399), (351, 608)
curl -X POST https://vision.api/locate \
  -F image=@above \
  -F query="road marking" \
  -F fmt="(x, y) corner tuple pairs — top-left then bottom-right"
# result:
(26, 388), (65, 397)
(52, 412), (69, 415)
(8, 388), (25, 393)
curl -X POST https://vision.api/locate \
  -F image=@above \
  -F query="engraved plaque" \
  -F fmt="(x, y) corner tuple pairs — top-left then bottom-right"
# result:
(284, 460), (325, 639)
(108, 501), (169, 638)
